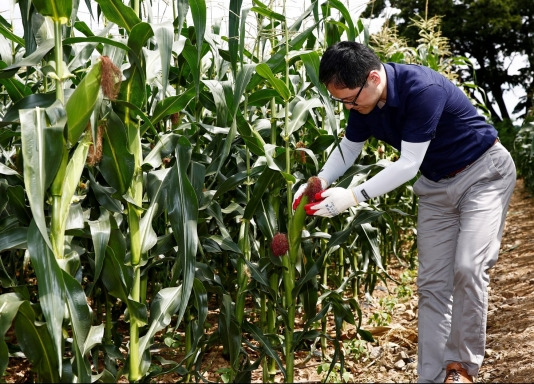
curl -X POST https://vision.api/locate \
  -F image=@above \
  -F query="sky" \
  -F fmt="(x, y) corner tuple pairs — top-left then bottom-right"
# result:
(0, 0), (526, 123)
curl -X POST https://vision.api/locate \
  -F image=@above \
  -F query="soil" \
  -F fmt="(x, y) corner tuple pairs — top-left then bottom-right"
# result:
(3, 179), (534, 383)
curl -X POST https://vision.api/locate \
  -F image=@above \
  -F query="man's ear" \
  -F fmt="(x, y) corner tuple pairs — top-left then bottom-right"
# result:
(368, 70), (381, 85)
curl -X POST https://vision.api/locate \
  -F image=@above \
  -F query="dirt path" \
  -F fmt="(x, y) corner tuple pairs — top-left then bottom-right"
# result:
(478, 177), (534, 383)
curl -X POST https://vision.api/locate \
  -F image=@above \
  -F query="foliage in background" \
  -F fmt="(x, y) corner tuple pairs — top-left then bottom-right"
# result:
(513, 109), (534, 193)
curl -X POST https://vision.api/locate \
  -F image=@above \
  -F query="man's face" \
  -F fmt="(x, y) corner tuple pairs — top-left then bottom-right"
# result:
(327, 71), (382, 114)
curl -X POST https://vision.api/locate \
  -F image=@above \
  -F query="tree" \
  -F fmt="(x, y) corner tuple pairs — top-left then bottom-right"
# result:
(363, 0), (533, 123)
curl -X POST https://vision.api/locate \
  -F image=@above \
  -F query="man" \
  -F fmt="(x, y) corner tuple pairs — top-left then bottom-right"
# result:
(293, 41), (516, 383)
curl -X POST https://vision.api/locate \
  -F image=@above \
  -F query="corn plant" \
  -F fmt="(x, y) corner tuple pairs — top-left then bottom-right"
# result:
(513, 116), (534, 193)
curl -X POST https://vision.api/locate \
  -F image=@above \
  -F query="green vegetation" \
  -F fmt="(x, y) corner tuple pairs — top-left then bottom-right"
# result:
(0, 0), (529, 383)
(514, 114), (534, 193)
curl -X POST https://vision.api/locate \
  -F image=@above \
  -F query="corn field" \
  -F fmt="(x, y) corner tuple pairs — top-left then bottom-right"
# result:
(0, 0), (481, 382)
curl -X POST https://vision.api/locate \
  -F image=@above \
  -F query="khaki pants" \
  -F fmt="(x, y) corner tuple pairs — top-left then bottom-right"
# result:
(413, 142), (516, 382)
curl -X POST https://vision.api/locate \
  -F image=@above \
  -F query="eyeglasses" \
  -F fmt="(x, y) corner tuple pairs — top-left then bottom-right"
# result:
(329, 82), (366, 106)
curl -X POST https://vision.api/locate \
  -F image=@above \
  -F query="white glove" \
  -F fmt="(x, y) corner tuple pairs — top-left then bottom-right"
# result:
(306, 187), (358, 217)
(292, 177), (328, 210)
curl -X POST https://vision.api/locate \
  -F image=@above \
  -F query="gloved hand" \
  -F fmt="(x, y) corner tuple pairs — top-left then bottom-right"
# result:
(305, 187), (358, 217)
(292, 177), (328, 210)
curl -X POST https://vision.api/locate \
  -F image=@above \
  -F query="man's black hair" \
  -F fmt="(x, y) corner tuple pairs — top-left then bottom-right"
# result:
(319, 41), (382, 89)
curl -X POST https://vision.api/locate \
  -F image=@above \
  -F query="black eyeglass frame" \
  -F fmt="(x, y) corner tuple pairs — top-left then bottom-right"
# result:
(329, 81), (367, 106)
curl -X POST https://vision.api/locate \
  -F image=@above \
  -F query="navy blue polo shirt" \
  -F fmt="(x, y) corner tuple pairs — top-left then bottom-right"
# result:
(345, 63), (497, 181)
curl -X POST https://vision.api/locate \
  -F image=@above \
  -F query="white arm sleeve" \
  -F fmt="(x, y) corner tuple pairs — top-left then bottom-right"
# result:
(318, 136), (365, 186)
(352, 140), (430, 202)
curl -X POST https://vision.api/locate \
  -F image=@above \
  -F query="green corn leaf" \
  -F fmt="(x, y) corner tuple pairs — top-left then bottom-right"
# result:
(0, 126), (19, 144)
(293, 330), (321, 349)
(335, 162), (385, 188)
(83, 324), (105, 356)
(293, 252), (325, 297)
(255, 199), (276, 244)
(0, 227), (27, 251)
(263, 144), (289, 176)
(140, 169), (169, 254)
(14, 301), (60, 383)
(94, 0), (140, 33)
(243, 320), (286, 378)
(211, 113), (237, 184)
(126, 21), (153, 70)
(219, 294), (242, 371)
(251, 1), (285, 22)
(56, 137), (91, 240)
(62, 271), (92, 383)
(86, 171), (122, 213)
(287, 0), (318, 32)
(167, 137), (198, 327)
(203, 79), (229, 125)
(0, 77), (32, 103)
(101, 245), (130, 302)
(128, 296), (149, 327)
(327, 209), (384, 249)
(6, 185), (31, 226)
(358, 18), (369, 45)
(286, 97), (323, 136)
(0, 62), (32, 102)
(182, 43), (202, 97)
(142, 133), (180, 169)
(0, 182), (7, 213)
(0, 293), (25, 376)
(189, 161), (206, 204)
(27, 221), (65, 375)
(20, 105), (64, 249)
(206, 202), (232, 238)
(66, 60), (101, 145)
(31, 0), (72, 24)
(88, 210), (111, 284)
(243, 258), (276, 298)
(300, 280), (319, 322)
(100, 111), (135, 196)
(255, 63), (291, 101)
(299, 51), (321, 89)
(0, 39), (55, 79)
(228, 0), (243, 73)
(138, 286), (183, 374)
(0, 23), (25, 46)
(2, 90), (73, 123)
(114, 23), (152, 130)
(190, 0), (206, 62)
(174, 0), (189, 32)
(213, 166), (263, 199)
(243, 167), (280, 221)
(360, 223), (385, 272)
(140, 86), (196, 133)
(300, 51), (338, 136)
(248, 25), (315, 90)
(327, 0), (355, 40)
(247, 88), (283, 106)
(190, 279), (208, 352)
(64, 35), (130, 54)
(153, 23), (173, 96)
(231, 64), (255, 118)
(204, 235), (242, 254)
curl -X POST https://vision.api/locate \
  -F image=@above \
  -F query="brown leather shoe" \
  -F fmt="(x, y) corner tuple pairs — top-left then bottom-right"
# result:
(444, 362), (473, 383)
